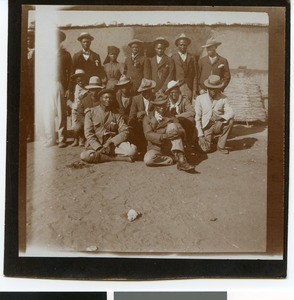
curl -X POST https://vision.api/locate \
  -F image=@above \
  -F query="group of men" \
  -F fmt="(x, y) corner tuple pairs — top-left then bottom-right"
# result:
(25, 29), (234, 173)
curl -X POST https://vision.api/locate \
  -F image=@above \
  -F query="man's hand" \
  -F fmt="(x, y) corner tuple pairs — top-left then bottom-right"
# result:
(166, 129), (180, 140)
(198, 136), (211, 152)
(211, 113), (225, 122)
(64, 89), (70, 100)
(137, 111), (146, 119)
(102, 140), (115, 156)
(199, 89), (206, 95)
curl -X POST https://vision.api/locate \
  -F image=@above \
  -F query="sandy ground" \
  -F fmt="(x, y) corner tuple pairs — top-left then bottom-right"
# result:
(24, 124), (267, 256)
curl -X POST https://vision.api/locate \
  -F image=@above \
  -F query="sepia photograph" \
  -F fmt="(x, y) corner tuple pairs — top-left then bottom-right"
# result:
(4, 1), (288, 279)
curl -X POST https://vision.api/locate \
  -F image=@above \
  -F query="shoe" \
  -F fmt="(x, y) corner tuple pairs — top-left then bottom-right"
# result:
(58, 142), (67, 148)
(217, 146), (229, 154)
(175, 152), (195, 172)
(71, 139), (79, 147)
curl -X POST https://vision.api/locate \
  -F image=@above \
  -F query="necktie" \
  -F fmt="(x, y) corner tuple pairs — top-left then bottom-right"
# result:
(170, 107), (177, 116)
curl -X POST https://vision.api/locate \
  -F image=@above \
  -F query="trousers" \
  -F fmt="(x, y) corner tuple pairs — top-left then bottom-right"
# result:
(144, 123), (185, 166)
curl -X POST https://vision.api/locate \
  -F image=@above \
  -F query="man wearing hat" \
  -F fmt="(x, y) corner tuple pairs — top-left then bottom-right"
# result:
(172, 33), (198, 102)
(71, 32), (106, 94)
(45, 30), (72, 148)
(124, 39), (151, 94)
(198, 37), (231, 94)
(165, 80), (196, 147)
(195, 75), (234, 154)
(150, 37), (175, 93)
(80, 89), (137, 164)
(115, 75), (134, 123)
(143, 95), (195, 172)
(103, 46), (125, 89)
(128, 78), (156, 154)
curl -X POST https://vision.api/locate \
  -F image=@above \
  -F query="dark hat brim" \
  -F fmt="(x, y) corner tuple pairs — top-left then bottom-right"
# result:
(98, 89), (115, 98)
(85, 85), (103, 90)
(153, 39), (169, 48)
(175, 37), (191, 46)
(201, 41), (222, 48)
(137, 81), (156, 93)
(150, 99), (168, 106)
(128, 40), (144, 47)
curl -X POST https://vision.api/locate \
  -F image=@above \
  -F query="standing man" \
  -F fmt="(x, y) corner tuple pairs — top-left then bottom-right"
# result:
(195, 75), (234, 154)
(143, 95), (195, 172)
(124, 39), (151, 95)
(172, 33), (198, 102)
(150, 37), (175, 94)
(71, 32), (106, 95)
(198, 37), (231, 94)
(80, 89), (137, 163)
(165, 80), (195, 147)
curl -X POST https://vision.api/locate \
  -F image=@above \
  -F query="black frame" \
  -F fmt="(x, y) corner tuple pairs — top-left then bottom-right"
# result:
(4, 0), (290, 279)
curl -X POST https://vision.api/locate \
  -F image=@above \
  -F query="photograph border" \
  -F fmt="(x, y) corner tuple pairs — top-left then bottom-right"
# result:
(4, 0), (289, 279)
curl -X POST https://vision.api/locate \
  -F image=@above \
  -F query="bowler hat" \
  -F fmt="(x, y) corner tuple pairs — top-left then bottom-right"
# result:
(58, 30), (66, 42)
(85, 76), (103, 90)
(153, 37), (169, 48)
(201, 37), (222, 48)
(77, 32), (94, 41)
(175, 33), (191, 46)
(137, 78), (156, 93)
(71, 69), (86, 79)
(204, 75), (224, 89)
(165, 80), (180, 94)
(98, 88), (115, 98)
(115, 74), (131, 87)
(128, 39), (144, 48)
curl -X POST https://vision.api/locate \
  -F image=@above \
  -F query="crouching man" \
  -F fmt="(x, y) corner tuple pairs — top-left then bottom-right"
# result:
(80, 89), (137, 163)
(143, 95), (195, 172)
(195, 75), (234, 154)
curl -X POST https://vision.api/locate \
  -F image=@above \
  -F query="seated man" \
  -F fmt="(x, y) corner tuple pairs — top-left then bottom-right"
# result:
(165, 80), (195, 147)
(80, 89), (137, 163)
(143, 95), (195, 172)
(195, 75), (234, 154)
(128, 78), (156, 154)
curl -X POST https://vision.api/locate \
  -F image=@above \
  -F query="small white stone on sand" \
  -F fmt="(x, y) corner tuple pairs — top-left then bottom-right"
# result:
(86, 245), (98, 251)
(127, 209), (141, 222)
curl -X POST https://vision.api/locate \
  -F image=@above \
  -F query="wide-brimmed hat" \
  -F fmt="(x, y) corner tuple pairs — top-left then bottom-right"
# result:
(107, 46), (120, 55)
(115, 75), (131, 87)
(151, 94), (168, 107)
(153, 37), (169, 48)
(165, 80), (180, 94)
(85, 76), (103, 90)
(128, 39), (144, 48)
(58, 30), (66, 42)
(175, 33), (191, 46)
(77, 32), (94, 41)
(71, 69), (86, 79)
(137, 78), (156, 93)
(204, 75), (224, 89)
(98, 88), (115, 98)
(201, 37), (222, 48)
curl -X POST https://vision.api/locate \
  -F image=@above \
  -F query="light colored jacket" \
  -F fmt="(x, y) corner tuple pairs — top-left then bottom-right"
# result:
(195, 93), (234, 137)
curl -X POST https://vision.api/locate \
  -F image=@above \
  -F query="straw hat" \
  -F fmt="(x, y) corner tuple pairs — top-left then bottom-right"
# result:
(128, 39), (144, 48)
(77, 32), (94, 41)
(115, 75), (131, 87)
(165, 80), (180, 94)
(71, 69), (86, 79)
(85, 76), (103, 90)
(175, 33), (191, 46)
(204, 75), (224, 89)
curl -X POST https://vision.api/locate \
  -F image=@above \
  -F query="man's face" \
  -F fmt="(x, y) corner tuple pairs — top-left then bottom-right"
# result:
(155, 43), (165, 57)
(131, 43), (140, 55)
(177, 39), (188, 54)
(76, 76), (84, 87)
(142, 89), (152, 99)
(80, 38), (91, 51)
(169, 88), (180, 102)
(208, 88), (221, 100)
(207, 45), (217, 57)
(155, 105), (167, 116)
(100, 93), (113, 108)
(108, 53), (118, 62)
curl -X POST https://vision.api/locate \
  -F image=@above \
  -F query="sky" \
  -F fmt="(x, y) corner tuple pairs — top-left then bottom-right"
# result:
(28, 8), (269, 27)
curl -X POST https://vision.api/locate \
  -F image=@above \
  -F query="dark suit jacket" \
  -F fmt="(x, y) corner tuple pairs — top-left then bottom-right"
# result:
(124, 55), (151, 93)
(57, 48), (72, 90)
(72, 49), (106, 85)
(128, 94), (155, 127)
(115, 90), (133, 123)
(143, 112), (185, 152)
(171, 52), (198, 93)
(198, 54), (231, 91)
(150, 54), (175, 92)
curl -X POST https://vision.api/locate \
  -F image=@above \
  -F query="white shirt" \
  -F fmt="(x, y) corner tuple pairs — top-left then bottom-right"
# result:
(169, 99), (181, 115)
(82, 49), (90, 61)
(156, 55), (163, 64)
(209, 55), (218, 65)
(178, 52), (187, 62)
(155, 111), (163, 122)
(143, 97), (150, 115)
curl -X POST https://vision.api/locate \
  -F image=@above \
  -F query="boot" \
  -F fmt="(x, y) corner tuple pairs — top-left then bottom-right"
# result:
(71, 138), (79, 147)
(175, 151), (195, 172)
